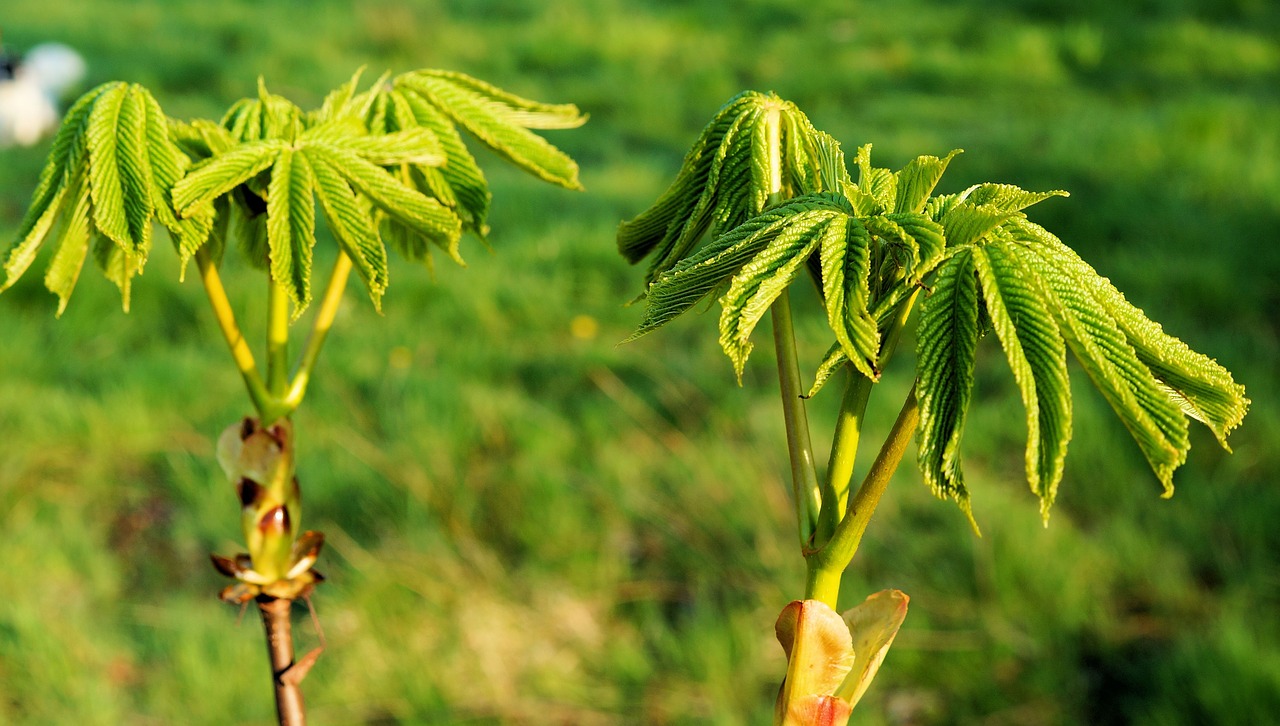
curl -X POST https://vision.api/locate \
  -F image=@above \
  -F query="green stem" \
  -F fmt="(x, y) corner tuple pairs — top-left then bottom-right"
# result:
(772, 291), (822, 547)
(804, 563), (843, 610)
(809, 382), (920, 577)
(285, 253), (352, 409)
(195, 249), (281, 421)
(266, 275), (291, 399)
(815, 372), (874, 544)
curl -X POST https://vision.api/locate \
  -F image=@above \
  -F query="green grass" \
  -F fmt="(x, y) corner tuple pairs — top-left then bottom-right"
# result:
(1, 0), (1277, 723)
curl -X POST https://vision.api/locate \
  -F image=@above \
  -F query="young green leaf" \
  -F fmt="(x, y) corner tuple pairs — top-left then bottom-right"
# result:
(173, 141), (284, 217)
(307, 150), (389, 309)
(617, 92), (823, 283)
(972, 241), (1071, 518)
(398, 70), (584, 190)
(916, 248), (980, 519)
(265, 149), (316, 313)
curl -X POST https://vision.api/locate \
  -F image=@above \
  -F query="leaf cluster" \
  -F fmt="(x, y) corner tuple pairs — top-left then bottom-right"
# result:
(3, 68), (586, 316)
(618, 92), (1248, 520)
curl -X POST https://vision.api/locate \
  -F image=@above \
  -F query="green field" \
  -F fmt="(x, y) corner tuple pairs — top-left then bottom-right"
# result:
(1, 1), (1277, 723)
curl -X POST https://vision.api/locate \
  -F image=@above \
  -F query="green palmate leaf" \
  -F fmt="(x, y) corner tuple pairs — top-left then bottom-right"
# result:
(1012, 227), (1190, 493)
(144, 93), (211, 274)
(222, 78), (304, 142)
(307, 149), (389, 308)
(398, 89), (492, 237)
(617, 91), (823, 283)
(818, 215), (879, 380)
(916, 248), (980, 520)
(894, 150), (962, 215)
(719, 213), (829, 379)
(172, 141), (283, 216)
(398, 70), (584, 190)
(115, 87), (155, 258)
(86, 83), (144, 256)
(341, 127), (445, 167)
(43, 170), (94, 316)
(632, 197), (840, 340)
(3, 82), (185, 310)
(306, 140), (462, 260)
(972, 241), (1071, 518)
(265, 149), (316, 313)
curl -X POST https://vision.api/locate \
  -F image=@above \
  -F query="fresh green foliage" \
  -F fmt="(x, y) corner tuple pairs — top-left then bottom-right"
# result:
(620, 92), (1248, 522)
(2, 69), (585, 317)
(0, 83), (211, 313)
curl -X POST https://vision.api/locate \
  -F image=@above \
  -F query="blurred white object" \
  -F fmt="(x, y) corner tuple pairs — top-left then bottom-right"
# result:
(0, 43), (86, 148)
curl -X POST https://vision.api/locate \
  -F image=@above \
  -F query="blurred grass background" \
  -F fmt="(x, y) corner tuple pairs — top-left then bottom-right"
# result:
(0, 0), (1277, 723)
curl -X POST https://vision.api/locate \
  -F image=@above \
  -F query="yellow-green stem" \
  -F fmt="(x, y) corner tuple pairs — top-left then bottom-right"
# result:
(772, 291), (822, 546)
(266, 276), (291, 399)
(195, 249), (281, 421)
(804, 563), (843, 610)
(810, 383), (920, 577)
(815, 372), (874, 544)
(286, 253), (351, 409)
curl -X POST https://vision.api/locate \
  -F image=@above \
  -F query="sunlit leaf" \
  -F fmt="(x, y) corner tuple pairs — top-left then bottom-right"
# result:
(972, 241), (1071, 518)
(916, 248), (980, 519)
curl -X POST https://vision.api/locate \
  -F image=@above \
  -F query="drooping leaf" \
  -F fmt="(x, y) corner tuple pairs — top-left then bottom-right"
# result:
(399, 70), (584, 190)
(916, 248), (980, 520)
(85, 83), (139, 254)
(306, 140), (461, 260)
(42, 170), (94, 316)
(398, 88), (492, 236)
(307, 149), (389, 309)
(818, 215), (879, 379)
(972, 241), (1072, 518)
(718, 213), (828, 379)
(265, 149), (316, 313)
(1009, 223), (1190, 493)
(144, 92), (211, 273)
(617, 92), (823, 283)
(632, 204), (799, 339)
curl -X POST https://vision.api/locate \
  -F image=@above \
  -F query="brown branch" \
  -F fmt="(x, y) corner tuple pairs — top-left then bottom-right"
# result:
(258, 596), (307, 726)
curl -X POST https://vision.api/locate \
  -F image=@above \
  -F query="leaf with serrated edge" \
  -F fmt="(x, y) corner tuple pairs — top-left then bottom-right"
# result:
(819, 215), (878, 379)
(973, 241), (1072, 518)
(400, 71), (582, 190)
(718, 212), (827, 379)
(306, 149), (388, 308)
(43, 171), (94, 315)
(85, 84), (134, 252)
(115, 86), (154, 258)
(1016, 220), (1246, 449)
(173, 141), (283, 216)
(894, 150), (961, 215)
(306, 141), (461, 259)
(1011, 223), (1189, 493)
(266, 149), (316, 313)
(916, 248), (980, 521)
(415, 70), (586, 130)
